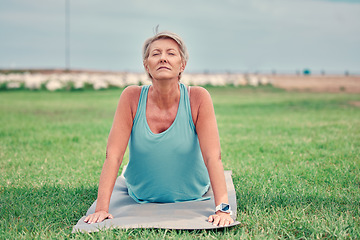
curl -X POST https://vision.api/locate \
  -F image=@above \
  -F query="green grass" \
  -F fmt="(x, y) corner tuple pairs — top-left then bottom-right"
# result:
(1, 86), (359, 239)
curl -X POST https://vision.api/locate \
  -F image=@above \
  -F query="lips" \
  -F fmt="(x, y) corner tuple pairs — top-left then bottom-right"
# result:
(157, 66), (171, 70)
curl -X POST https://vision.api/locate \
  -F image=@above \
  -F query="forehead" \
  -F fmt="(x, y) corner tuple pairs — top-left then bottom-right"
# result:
(149, 38), (180, 51)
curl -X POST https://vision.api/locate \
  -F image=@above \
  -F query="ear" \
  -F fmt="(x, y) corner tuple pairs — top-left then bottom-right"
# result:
(143, 60), (149, 72)
(180, 60), (187, 72)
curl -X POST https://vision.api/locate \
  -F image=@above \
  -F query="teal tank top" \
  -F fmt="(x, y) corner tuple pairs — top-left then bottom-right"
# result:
(124, 83), (210, 203)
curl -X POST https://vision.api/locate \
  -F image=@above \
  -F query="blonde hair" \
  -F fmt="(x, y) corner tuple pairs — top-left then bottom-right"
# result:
(142, 31), (189, 80)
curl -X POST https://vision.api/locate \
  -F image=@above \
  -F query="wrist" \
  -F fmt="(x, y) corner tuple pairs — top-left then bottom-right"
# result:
(95, 206), (109, 213)
(215, 203), (232, 215)
(215, 210), (230, 215)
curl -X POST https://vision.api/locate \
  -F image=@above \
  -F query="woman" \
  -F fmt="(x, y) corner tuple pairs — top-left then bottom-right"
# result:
(84, 31), (234, 227)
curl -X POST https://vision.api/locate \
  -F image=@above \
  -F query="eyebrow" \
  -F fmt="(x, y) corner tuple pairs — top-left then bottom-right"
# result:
(151, 48), (177, 52)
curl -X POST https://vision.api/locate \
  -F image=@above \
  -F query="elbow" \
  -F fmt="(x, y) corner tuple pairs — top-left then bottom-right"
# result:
(203, 152), (222, 168)
(105, 149), (124, 166)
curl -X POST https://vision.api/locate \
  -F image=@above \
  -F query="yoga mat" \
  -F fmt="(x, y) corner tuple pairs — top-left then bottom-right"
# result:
(72, 170), (240, 233)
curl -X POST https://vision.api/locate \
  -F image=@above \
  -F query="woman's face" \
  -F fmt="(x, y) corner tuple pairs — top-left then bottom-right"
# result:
(144, 38), (186, 81)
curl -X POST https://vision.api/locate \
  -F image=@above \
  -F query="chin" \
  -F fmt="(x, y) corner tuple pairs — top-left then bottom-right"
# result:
(153, 74), (178, 81)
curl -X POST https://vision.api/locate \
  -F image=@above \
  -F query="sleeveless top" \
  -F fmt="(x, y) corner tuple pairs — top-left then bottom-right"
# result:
(123, 82), (210, 203)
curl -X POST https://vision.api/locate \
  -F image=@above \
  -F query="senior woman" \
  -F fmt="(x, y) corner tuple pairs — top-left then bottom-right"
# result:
(84, 31), (234, 227)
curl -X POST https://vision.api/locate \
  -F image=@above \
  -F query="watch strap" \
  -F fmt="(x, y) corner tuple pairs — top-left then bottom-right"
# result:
(215, 203), (232, 215)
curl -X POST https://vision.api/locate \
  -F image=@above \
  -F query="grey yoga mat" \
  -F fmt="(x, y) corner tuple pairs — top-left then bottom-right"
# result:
(72, 170), (240, 233)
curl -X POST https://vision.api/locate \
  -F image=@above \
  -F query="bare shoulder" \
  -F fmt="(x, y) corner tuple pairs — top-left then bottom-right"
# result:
(118, 85), (142, 118)
(121, 85), (142, 98)
(120, 85), (141, 104)
(189, 86), (214, 125)
(189, 86), (213, 106)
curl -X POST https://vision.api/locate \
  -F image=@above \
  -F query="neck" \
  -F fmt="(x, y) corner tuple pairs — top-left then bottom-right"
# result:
(149, 80), (180, 110)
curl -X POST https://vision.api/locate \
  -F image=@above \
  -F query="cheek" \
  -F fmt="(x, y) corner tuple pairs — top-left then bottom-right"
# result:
(149, 59), (158, 67)
(145, 60), (154, 72)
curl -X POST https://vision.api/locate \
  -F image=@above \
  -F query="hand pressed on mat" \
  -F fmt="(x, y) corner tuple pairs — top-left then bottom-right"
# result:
(84, 211), (113, 224)
(208, 211), (234, 227)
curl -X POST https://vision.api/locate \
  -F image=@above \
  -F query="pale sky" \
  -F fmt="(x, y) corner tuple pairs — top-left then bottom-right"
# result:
(1, 0), (359, 74)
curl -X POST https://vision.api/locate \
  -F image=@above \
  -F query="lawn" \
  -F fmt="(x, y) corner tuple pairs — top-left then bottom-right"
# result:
(1, 86), (359, 239)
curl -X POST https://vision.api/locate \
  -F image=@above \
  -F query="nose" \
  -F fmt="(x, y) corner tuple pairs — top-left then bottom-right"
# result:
(159, 53), (167, 63)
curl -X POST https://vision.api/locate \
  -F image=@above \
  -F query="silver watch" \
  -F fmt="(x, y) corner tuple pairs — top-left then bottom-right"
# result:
(215, 203), (232, 215)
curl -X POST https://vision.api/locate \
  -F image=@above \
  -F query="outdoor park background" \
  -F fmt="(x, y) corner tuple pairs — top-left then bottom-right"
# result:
(1, 0), (360, 239)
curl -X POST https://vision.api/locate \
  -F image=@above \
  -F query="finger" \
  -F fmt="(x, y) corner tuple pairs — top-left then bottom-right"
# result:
(96, 214), (104, 223)
(89, 214), (99, 224)
(96, 213), (113, 223)
(219, 217), (226, 227)
(87, 215), (95, 224)
(208, 215), (214, 223)
(93, 214), (100, 224)
(86, 215), (94, 224)
(96, 213), (109, 223)
(212, 215), (221, 226)
(225, 217), (234, 226)
(224, 219), (231, 226)
(85, 216), (93, 224)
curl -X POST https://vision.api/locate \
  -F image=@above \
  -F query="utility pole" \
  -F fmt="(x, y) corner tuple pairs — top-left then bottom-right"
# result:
(65, 0), (70, 71)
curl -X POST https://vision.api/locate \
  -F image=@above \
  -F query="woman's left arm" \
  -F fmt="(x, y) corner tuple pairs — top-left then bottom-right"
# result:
(191, 87), (235, 227)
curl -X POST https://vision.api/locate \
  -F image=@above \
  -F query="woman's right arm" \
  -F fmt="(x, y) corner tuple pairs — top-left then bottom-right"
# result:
(84, 86), (140, 224)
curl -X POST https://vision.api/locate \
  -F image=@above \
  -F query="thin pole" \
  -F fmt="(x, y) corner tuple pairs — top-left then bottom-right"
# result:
(65, 0), (70, 71)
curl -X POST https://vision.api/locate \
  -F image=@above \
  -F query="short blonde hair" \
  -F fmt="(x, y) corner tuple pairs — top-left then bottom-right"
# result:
(142, 31), (189, 80)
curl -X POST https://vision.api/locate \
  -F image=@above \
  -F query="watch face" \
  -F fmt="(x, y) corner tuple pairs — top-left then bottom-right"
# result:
(221, 203), (230, 211)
